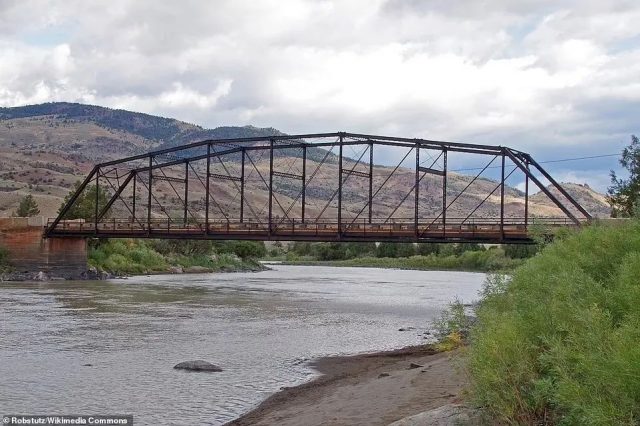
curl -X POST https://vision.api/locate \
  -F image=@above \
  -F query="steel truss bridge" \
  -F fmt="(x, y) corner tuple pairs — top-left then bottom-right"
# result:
(45, 132), (592, 243)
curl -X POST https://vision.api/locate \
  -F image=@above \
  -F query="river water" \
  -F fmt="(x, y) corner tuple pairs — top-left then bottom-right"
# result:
(0, 265), (485, 425)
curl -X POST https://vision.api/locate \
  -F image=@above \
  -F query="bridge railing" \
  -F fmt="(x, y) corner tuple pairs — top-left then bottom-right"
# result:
(45, 216), (577, 241)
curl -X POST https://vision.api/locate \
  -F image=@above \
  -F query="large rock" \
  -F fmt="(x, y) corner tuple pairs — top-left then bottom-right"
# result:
(388, 404), (483, 426)
(82, 267), (99, 280)
(173, 360), (222, 372)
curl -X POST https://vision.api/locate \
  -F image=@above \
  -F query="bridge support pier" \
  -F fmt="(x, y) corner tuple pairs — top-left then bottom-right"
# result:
(0, 218), (87, 280)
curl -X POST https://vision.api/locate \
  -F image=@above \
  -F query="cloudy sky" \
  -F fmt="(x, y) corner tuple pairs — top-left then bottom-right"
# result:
(1, 0), (638, 191)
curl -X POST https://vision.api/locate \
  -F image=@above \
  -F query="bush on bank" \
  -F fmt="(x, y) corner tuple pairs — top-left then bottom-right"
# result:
(467, 221), (640, 425)
(88, 239), (266, 275)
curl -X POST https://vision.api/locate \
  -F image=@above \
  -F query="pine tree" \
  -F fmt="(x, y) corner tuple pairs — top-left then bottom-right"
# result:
(14, 194), (40, 217)
(58, 181), (110, 220)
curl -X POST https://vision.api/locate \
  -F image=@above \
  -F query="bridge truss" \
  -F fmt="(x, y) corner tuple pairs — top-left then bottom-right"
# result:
(45, 132), (592, 243)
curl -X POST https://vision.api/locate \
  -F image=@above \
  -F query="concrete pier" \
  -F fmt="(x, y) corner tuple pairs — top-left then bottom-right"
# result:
(0, 217), (87, 279)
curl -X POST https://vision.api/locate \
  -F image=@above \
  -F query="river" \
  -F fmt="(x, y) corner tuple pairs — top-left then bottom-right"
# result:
(0, 265), (485, 425)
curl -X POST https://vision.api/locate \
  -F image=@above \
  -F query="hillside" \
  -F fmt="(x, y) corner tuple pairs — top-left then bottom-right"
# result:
(0, 102), (610, 220)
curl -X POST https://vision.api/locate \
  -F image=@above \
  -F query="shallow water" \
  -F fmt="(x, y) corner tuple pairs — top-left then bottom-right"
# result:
(0, 265), (484, 425)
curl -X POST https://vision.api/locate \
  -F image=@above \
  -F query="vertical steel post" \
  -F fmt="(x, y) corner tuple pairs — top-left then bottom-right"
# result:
(338, 135), (343, 237)
(524, 160), (529, 229)
(147, 156), (152, 235)
(184, 161), (189, 224)
(94, 168), (99, 234)
(240, 148), (245, 223)
(500, 152), (506, 240)
(132, 172), (136, 222)
(301, 145), (307, 223)
(268, 139), (274, 235)
(368, 142), (373, 224)
(415, 144), (419, 239)
(205, 144), (210, 233)
(442, 149), (448, 236)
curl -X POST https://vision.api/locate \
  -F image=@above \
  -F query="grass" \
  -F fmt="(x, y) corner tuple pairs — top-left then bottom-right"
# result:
(466, 221), (640, 425)
(285, 247), (524, 272)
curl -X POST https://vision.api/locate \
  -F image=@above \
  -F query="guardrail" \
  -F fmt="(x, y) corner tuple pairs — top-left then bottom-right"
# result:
(45, 216), (579, 243)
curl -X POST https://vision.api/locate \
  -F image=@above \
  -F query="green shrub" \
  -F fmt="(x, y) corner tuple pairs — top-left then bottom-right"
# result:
(467, 221), (640, 425)
(89, 239), (167, 274)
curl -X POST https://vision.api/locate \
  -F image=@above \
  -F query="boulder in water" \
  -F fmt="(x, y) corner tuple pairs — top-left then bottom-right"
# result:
(173, 360), (222, 372)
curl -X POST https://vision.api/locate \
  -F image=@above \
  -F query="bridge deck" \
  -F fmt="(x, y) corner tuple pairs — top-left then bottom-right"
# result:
(46, 218), (576, 243)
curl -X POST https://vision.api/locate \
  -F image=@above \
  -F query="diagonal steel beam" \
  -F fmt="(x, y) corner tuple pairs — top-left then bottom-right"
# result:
(383, 152), (444, 224)
(347, 147), (415, 227)
(460, 166), (518, 224)
(97, 171), (135, 221)
(504, 149), (582, 225)
(520, 152), (592, 220)
(420, 155), (498, 235)
(45, 165), (98, 236)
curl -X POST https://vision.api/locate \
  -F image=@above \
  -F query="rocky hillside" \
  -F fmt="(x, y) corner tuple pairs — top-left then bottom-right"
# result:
(0, 102), (610, 220)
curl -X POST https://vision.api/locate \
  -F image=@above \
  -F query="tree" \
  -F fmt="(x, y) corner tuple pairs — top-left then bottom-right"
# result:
(608, 135), (640, 217)
(58, 181), (110, 220)
(13, 194), (40, 217)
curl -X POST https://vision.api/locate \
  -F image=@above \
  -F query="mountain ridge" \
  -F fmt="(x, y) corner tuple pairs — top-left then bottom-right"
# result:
(0, 102), (611, 219)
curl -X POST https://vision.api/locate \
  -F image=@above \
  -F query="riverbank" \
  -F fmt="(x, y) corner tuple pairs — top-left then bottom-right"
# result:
(229, 345), (469, 426)
(279, 252), (523, 272)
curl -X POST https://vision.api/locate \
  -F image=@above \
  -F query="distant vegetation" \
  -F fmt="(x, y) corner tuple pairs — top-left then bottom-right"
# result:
(88, 238), (266, 276)
(467, 221), (640, 424)
(272, 241), (537, 272)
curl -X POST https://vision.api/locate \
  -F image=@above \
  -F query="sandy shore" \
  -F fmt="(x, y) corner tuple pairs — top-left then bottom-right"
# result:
(228, 345), (467, 426)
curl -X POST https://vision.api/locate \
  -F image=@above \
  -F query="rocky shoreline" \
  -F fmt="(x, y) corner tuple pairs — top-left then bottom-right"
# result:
(0, 262), (268, 282)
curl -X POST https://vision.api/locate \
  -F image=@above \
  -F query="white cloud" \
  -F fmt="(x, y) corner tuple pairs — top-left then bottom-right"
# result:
(0, 0), (637, 182)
